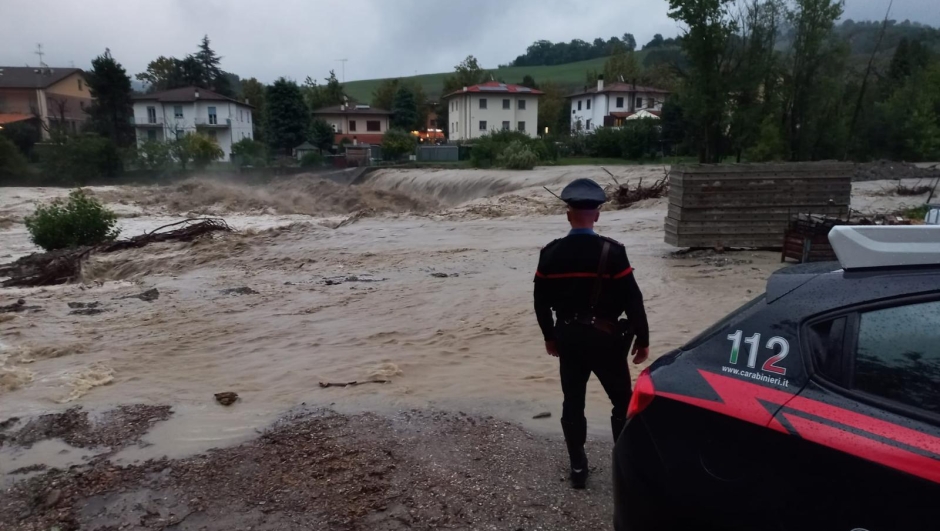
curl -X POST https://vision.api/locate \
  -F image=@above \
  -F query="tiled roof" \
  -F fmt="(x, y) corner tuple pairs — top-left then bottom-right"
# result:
(0, 67), (83, 89)
(568, 82), (671, 98)
(442, 81), (544, 99)
(132, 86), (252, 107)
(0, 113), (36, 125)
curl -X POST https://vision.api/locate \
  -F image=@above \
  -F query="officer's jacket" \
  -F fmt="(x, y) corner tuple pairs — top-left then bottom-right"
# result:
(534, 231), (650, 347)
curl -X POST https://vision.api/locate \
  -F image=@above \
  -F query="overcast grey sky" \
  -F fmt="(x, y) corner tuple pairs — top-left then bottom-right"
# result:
(1, 0), (937, 85)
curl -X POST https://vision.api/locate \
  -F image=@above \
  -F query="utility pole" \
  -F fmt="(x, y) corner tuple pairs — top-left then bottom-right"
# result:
(336, 58), (348, 83)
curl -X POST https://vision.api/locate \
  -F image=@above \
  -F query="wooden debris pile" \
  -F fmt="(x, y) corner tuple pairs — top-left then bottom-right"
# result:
(0, 218), (233, 288)
(601, 167), (669, 209)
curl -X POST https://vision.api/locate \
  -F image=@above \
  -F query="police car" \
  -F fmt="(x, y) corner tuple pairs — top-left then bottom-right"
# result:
(613, 226), (940, 531)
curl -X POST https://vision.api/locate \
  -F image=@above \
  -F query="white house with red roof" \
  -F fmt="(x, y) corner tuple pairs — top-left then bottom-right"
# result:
(567, 77), (670, 132)
(442, 81), (543, 141)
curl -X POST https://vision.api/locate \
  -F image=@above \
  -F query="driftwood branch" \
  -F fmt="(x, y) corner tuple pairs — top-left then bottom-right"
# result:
(318, 380), (390, 388)
(0, 218), (233, 288)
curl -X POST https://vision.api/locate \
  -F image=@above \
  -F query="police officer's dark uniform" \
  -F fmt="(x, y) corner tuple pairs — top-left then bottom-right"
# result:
(533, 178), (650, 488)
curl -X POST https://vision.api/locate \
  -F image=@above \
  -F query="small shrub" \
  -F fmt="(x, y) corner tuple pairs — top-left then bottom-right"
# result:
(381, 129), (417, 160)
(25, 189), (120, 251)
(497, 140), (539, 170)
(470, 130), (539, 168)
(300, 151), (325, 167)
(135, 140), (174, 171)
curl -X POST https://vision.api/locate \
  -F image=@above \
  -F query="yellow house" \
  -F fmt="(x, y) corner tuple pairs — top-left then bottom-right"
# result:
(0, 67), (93, 138)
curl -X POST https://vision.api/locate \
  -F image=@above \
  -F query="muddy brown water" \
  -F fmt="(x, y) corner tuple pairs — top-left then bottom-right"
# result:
(1, 167), (925, 481)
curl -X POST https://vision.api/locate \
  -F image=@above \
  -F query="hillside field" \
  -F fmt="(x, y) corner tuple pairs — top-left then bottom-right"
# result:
(342, 55), (640, 104)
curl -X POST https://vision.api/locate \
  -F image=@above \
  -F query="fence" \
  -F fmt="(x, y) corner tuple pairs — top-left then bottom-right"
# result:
(665, 163), (854, 249)
(416, 145), (459, 162)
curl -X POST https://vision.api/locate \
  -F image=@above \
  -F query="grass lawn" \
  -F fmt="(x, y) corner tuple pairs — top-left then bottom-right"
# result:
(342, 52), (655, 103)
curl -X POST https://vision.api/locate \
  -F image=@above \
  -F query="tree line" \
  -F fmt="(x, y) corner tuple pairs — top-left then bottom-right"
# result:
(508, 33), (682, 67)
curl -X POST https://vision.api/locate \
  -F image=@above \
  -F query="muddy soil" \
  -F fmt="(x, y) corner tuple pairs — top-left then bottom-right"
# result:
(1, 409), (614, 531)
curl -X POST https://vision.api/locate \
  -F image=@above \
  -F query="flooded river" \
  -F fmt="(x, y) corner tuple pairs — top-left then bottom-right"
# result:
(0, 167), (924, 478)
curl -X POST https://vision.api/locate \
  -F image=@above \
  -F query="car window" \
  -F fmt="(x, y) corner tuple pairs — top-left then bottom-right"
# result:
(807, 317), (847, 385)
(855, 301), (940, 416)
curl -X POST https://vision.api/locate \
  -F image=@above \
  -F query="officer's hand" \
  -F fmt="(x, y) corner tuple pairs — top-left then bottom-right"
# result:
(632, 346), (649, 365)
(545, 341), (559, 357)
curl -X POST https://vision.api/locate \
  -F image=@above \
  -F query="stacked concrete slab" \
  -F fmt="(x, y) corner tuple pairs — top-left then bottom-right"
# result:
(665, 163), (853, 248)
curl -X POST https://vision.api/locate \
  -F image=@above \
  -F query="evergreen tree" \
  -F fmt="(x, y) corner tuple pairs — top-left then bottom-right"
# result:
(265, 78), (311, 154)
(391, 85), (418, 131)
(194, 35), (233, 96)
(84, 49), (135, 147)
(520, 75), (539, 89)
(310, 119), (335, 153)
(371, 78), (401, 111)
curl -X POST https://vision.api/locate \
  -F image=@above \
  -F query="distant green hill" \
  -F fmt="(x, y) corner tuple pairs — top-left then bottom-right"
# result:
(343, 55), (626, 104)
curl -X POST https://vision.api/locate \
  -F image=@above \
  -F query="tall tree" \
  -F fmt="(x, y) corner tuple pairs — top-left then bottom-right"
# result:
(537, 81), (569, 135)
(265, 78), (311, 154)
(622, 33), (637, 51)
(391, 85), (418, 131)
(668, 0), (738, 162)
(309, 119), (335, 154)
(136, 56), (178, 92)
(84, 49), (135, 147)
(194, 35), (233, 96)
(323, 70), (345, 106)
(371, 78), (401, 110)
(782, 0), (845, 160)
(451, 55), (487, 90)
(241, 77), (267, 144)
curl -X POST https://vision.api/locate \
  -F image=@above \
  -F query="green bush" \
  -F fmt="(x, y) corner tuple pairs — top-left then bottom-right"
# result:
(497, 140), (539, 170)
(582, 119), (662, 160)
(470, 130), (542, 168)
(231, 138), (269, 167)
(381, 128), (417, 160)
(25, 189), (120, 251)
(135, 140), (174, 171)
(300, 151), (325, 167)
(40, 134), (123, 185)
(172, 133), (224, 170)
(0, 136), (29, 184)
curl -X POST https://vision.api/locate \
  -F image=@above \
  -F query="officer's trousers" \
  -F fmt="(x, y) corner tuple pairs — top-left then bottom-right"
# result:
(556, 322), (632, 444)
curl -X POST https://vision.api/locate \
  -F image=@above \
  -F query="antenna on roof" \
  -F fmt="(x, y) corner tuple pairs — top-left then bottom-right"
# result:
(34, 43), (47, 68)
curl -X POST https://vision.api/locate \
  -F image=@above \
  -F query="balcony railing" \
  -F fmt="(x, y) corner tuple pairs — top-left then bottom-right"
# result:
(130, 116), (163, 126)
(195, 117), (231, 127)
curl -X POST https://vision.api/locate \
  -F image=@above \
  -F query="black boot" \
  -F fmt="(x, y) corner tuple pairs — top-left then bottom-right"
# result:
(561, 418), (589, 489)
(611, 415), (627, 443)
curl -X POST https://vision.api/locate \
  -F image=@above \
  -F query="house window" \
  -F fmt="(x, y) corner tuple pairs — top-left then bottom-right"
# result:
(429, 119), (436, 128)
(635, 97), (643, 108)
(247, 112), (251, 124)
(502, 99), (510, 110)
(586, 119), (592, 130)
(501, 121), (510, 131)
(587, 100), (591, 110)
(479, 120), (487, 131)
(78, 79), (83, 91)
(208, 130), (217, 140)
(518, 99), (526, 110)
(208, 106), (217, 125)
(147, 106), (156, 124)
(517, 121), (525, 132)
(147, 129), (157, 141)
(366, 120), (381, 132)
(174, 106), (183, 119)
(479, 98), (487, 109)
(350, 120), (357, 132)
(616, 97), (624, 108)
(577, 101), (582, 111)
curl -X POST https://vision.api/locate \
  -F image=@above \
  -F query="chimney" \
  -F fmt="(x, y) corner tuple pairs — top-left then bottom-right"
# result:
(597, 75), (604, 92)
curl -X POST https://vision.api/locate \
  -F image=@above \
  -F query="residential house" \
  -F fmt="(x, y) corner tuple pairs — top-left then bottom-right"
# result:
(568, 78), (670, 132)
(442, 81), (542, 141)
(313, 104), (391, 146)
(131, 86), (254, 161)
(0, 66), (93, 138)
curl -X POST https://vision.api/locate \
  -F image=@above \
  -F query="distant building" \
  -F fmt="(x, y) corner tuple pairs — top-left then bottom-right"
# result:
(0, 66), (92, 138)
(567, 78), (670, 132)
(312, 104), (392, 146)
(442, 81), (543, 141)
(130, 86), (254, 161)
